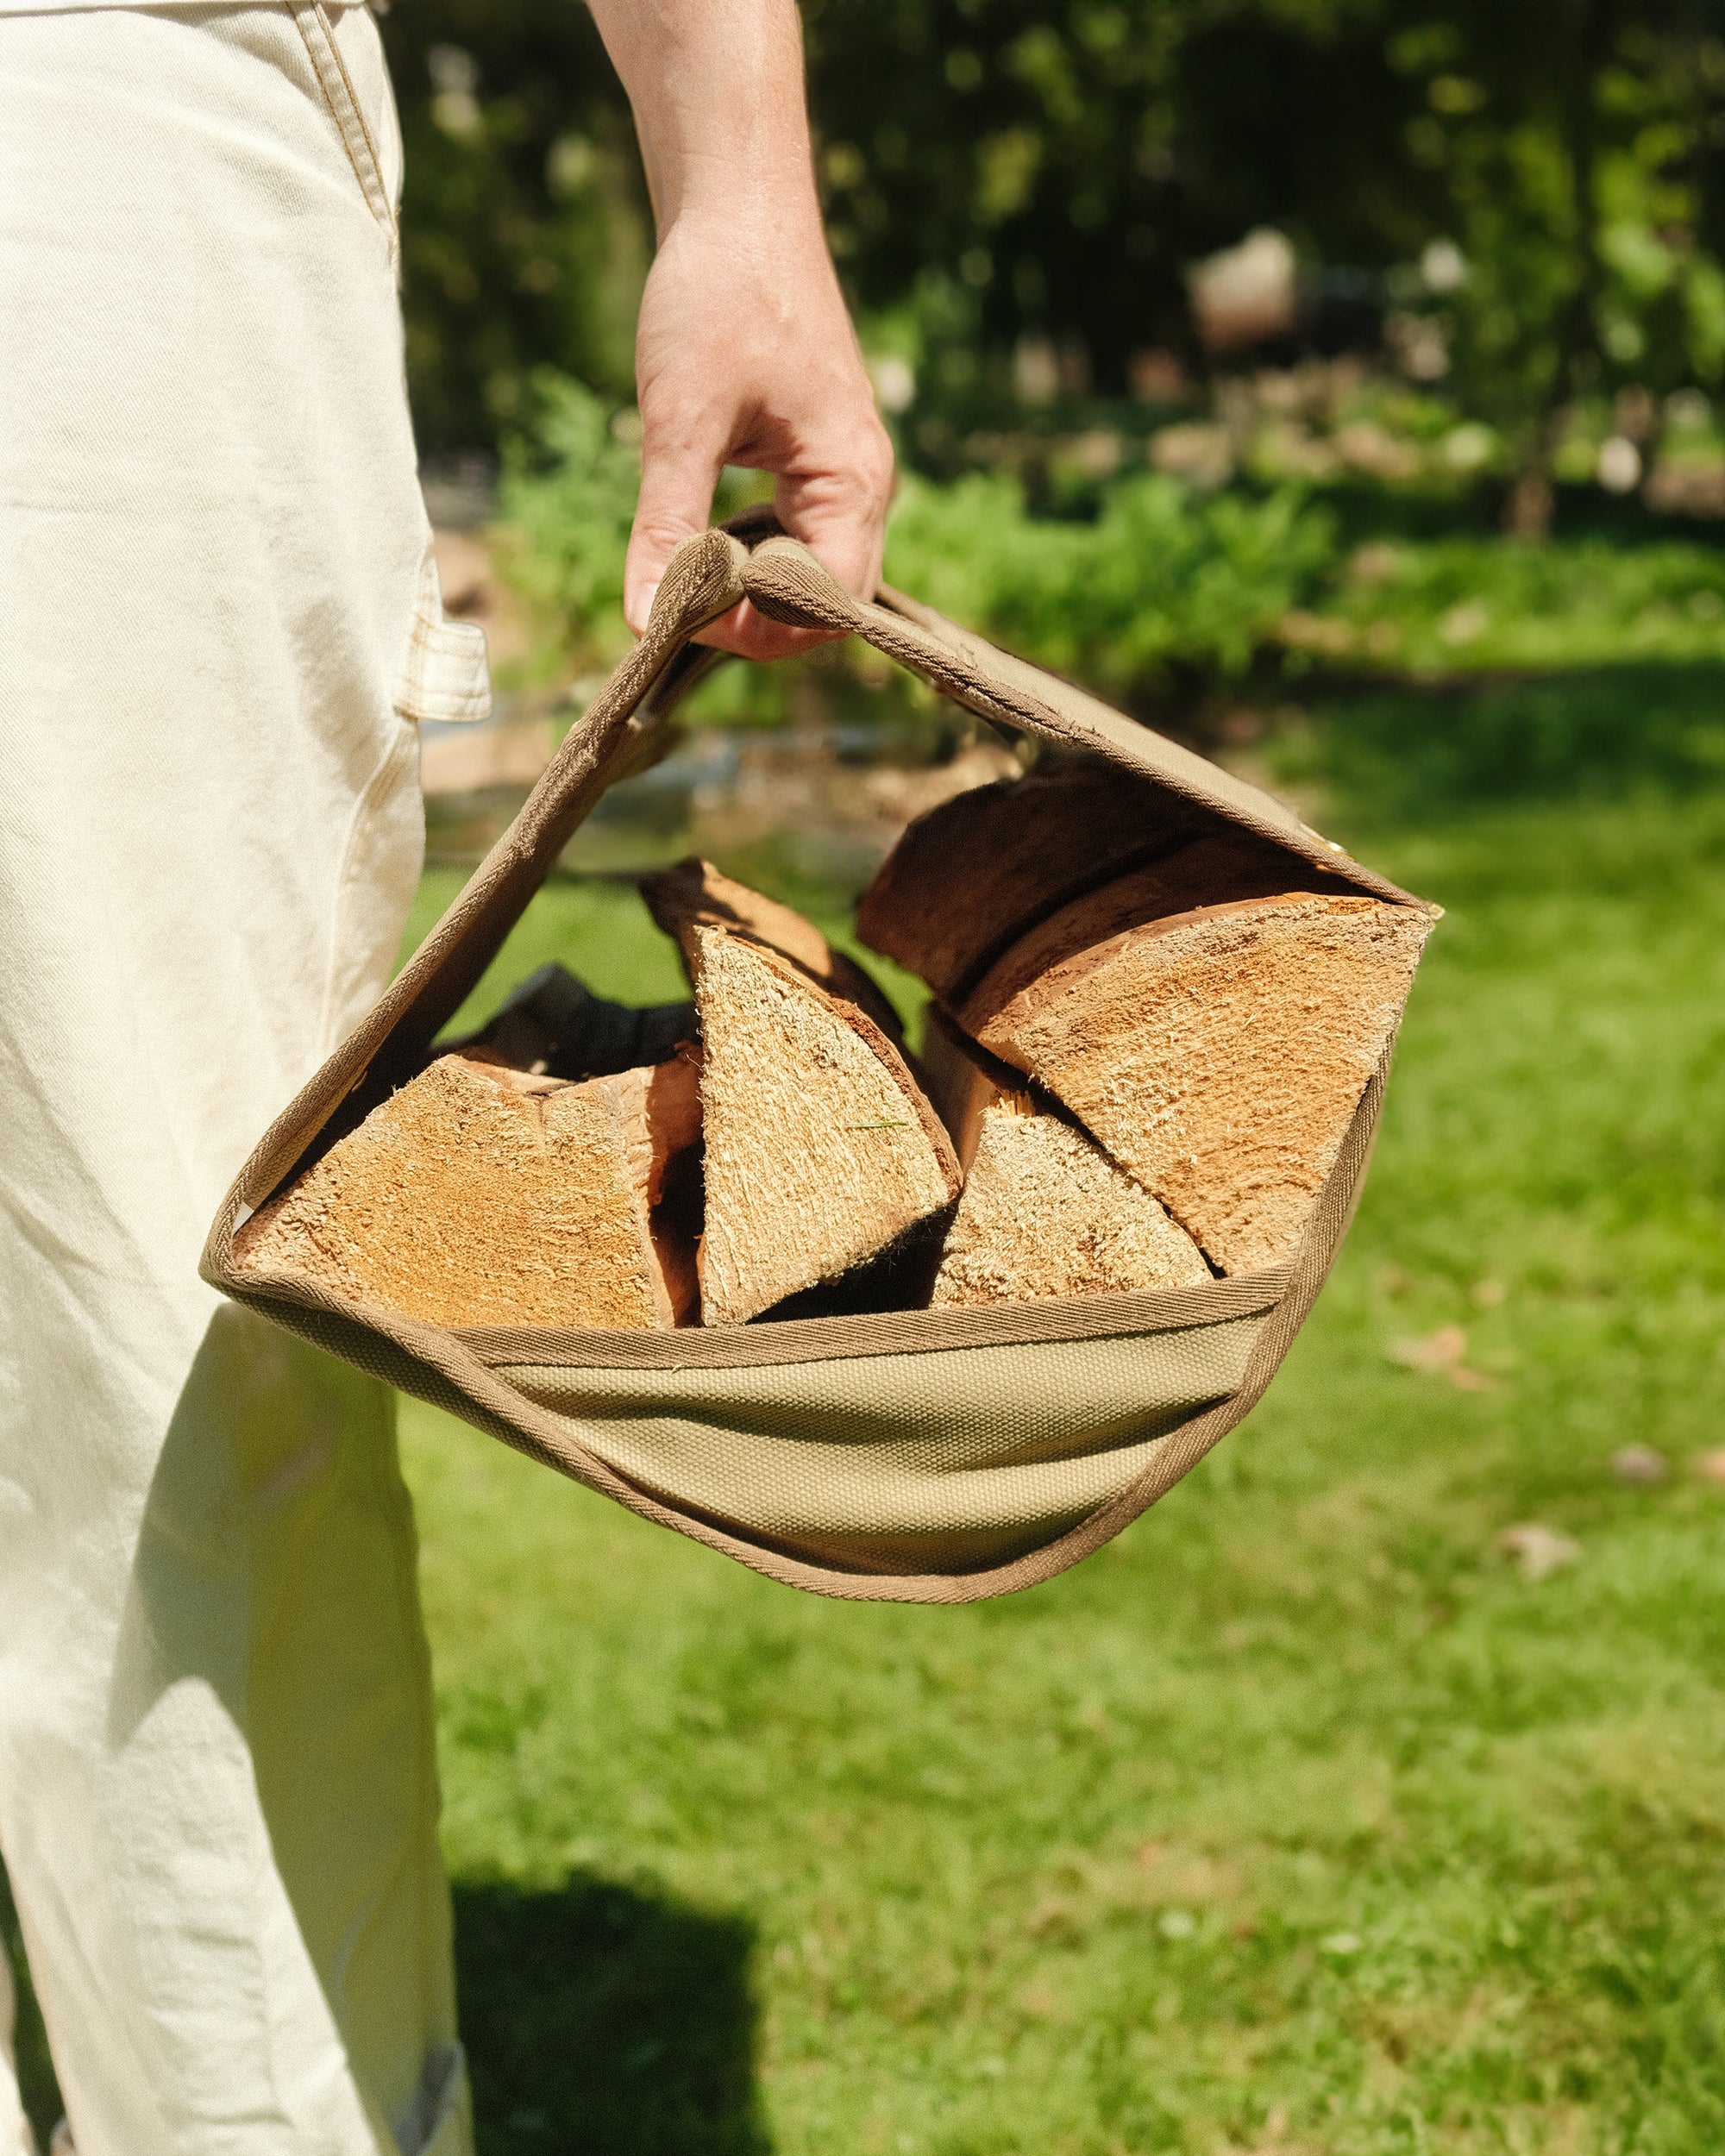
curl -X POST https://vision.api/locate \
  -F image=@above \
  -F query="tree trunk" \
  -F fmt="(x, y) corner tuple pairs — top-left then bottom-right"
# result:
(1502, 0), (1619, 544)
(1502, 436), (1559, 542)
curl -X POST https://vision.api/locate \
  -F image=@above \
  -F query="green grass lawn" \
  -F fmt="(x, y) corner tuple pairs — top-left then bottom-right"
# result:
(9, 676), (1721, 2153)
(394, 679), (1725, 2156)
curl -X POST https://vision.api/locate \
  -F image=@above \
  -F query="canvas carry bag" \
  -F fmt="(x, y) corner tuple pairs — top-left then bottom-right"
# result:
(202, 518), (1436, 1604)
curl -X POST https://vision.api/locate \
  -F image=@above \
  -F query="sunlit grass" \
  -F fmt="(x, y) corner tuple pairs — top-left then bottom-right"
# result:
(397, 738), (1725, 2152)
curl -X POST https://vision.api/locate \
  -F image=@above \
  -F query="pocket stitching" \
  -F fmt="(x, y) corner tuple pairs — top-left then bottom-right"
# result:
(293, 3), (399, 263)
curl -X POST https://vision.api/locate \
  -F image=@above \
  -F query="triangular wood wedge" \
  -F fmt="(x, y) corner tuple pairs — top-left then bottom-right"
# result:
(234, 1047), (703, 1330)
(921, 1010), (1212, 1307)
(643, 867), (961, 1325)
(641, 855), (906, 1043)
(856, 765), (1215, 1000)
(957, 881), (1432, 1276)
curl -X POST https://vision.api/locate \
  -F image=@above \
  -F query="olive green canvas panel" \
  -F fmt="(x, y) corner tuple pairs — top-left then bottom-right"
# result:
(478, 1310), (1270, 1574)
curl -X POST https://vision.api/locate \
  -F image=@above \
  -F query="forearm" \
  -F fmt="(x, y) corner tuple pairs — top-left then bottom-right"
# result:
(586, 0), (819, 239)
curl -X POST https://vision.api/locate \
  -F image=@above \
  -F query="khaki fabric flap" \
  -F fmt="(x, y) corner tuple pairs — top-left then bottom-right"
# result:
(488, 1311), (1268, 1575)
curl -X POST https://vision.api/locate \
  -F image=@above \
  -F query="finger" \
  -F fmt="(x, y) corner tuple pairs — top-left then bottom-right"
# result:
(771, 424), (895, 602)
(692, 598), (839, 662)
(688, 445), (894, 660)
(624, 429), (725, 636)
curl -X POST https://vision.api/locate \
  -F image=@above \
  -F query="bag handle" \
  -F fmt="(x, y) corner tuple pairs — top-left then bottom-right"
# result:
(230, 514), (1417, 1213)
(734, 536), (1420, 897)
(234, 525), (750, 1202)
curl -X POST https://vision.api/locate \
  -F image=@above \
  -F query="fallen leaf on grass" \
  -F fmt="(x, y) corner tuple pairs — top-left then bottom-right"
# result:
(1219, 2103), (1319, 2156)
(1610, 1444), (1668, 1485)
(1385, 1325), (1499, 1390)
(1498, 1523), (1582, 1581)
(1692, 1448), (1725, 1485)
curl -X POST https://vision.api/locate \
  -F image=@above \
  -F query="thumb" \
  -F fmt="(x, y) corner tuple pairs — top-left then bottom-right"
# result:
(624, 429), (724, 636)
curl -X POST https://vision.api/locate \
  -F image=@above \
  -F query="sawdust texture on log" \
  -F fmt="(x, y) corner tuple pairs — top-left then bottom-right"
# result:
(681, 925), (960, 1326)
(958, 888), (1431, 1277)
(920, 1009), (1213, 1307)
(856, 763), (1218, 1000)
(641, 855), (905, 1042)
(234, 1047), (703, 1330)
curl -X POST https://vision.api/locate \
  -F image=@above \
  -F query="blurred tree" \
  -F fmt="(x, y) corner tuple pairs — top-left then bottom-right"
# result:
(802, 0), (1431, 399)
(386, 0), (1439, 446)
(380, 1), (647, 454)
(1382, 0), (1725, 535)
(383, 0), (1725, 540)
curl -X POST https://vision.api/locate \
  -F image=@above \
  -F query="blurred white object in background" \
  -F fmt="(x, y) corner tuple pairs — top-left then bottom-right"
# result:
(1420, 237), (1468, 293)
(868, 352), (916, 414)
(1189, 229), (1296, 354)
(1596, 435), (1643, 493)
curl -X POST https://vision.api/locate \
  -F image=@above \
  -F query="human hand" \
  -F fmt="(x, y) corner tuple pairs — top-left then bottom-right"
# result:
(627, 209), (894, 659)
(589, 0), (894, 661)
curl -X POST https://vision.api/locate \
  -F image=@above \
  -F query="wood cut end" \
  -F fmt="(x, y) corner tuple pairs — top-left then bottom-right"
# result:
(921, 1009), (1213, 1307)
(641, 856), (904, 1042)
(690, 927), (958, 1326)
(962, 885), (1431, 1276)
(234, 1048), (703, 1332)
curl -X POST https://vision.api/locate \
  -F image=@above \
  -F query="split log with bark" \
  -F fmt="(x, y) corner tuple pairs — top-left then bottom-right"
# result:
(235, 1045), (703, 1329)
(642, 858), (960, 1326)
(956, 882), (1430, 1275)
(856, 763), (1216, 1000)
(865, 783), (1424, 1276)
(920, 1010), (1213, 1307)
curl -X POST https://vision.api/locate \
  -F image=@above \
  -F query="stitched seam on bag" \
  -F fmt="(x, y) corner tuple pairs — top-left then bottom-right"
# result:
(455, 1274), (1289, 1372)
(294, 3), (399, 262)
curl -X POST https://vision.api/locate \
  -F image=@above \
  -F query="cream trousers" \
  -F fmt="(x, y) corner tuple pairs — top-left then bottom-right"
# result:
(0, 6), (490, 2150)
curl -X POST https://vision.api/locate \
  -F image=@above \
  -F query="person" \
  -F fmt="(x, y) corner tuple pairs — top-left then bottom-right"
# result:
(0, 2), (891, 2147)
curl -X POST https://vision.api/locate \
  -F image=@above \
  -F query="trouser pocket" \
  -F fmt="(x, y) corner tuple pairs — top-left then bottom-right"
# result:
(293, 2), (400, 266)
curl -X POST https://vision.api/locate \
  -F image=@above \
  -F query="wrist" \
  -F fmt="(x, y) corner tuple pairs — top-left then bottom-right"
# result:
(652, 161), (827, 254)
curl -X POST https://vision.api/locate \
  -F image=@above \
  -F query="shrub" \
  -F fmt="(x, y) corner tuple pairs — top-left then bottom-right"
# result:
(494, 372), (643, 670)
(494, 374), (1341, 707)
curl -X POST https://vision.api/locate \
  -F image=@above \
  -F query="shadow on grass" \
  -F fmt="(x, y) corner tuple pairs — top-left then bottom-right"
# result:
(455, 1873), (769, 2156)
(1296, 659), (1725, 819)
(1, 1857), (768, 2155)
(0, 1856), (63, 2147)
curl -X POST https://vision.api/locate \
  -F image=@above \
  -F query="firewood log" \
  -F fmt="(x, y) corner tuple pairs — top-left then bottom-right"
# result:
(956, 881), (1431, 1276)
(920, 1009), (1212, 1307)
(643, 868), (961, 1326)
(641, 855), (906, 1042)
(856, 764), (1217, 1000)
(234, 1047), (703, 1330)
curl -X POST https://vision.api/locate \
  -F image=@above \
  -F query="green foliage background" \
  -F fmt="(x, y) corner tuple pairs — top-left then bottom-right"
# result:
(383, 0), (1725, 479)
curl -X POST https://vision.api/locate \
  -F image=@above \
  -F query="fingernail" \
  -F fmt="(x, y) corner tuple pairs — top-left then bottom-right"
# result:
(637, 583), (660, 626)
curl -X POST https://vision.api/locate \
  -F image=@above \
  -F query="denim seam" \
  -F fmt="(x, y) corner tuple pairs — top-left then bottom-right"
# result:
(292, 3), (398, 267)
